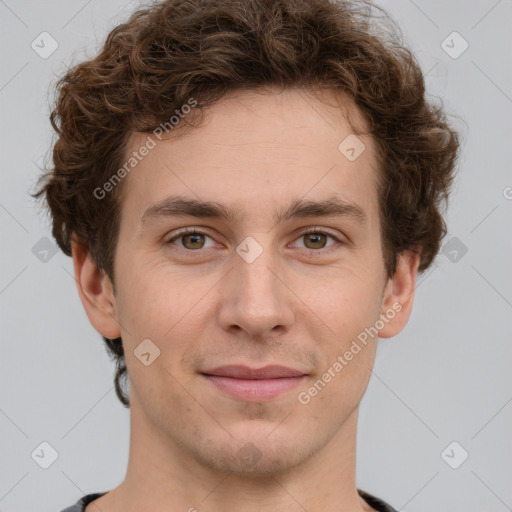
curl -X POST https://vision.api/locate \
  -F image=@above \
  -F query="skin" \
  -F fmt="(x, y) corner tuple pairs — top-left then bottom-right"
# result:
(73, 87), (420, 512)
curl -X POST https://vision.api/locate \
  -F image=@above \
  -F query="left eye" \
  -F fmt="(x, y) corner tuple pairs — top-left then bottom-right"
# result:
(292, 230), (340, 250)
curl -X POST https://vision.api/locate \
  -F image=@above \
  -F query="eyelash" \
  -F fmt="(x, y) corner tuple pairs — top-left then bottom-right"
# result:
(165, 227), (344, 255)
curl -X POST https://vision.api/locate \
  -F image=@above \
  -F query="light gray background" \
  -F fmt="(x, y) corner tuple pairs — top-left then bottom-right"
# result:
(1, 0), (511, 510)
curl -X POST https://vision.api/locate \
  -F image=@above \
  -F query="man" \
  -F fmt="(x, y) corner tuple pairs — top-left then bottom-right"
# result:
(34, 0), (459, 510)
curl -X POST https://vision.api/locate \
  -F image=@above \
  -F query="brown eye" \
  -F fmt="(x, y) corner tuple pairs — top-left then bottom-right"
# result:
(181, 233), (206, 249)
(303, 232), (328, 249)
(166, 229), (215, 251)
(293, 230), (340, 251)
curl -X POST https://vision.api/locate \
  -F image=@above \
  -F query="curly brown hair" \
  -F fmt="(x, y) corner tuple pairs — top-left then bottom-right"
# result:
(32, 0), (460, 407)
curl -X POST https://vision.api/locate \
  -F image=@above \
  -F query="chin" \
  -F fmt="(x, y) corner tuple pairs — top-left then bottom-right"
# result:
(188, 426), (318, 477)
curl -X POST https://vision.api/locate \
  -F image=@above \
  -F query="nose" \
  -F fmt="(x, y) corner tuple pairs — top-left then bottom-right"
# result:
(216, 241), (295, 340)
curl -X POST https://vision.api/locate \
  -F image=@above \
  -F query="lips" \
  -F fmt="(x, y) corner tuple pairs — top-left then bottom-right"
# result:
(202, 365), (306, 379)
(201, 365), (308, 401)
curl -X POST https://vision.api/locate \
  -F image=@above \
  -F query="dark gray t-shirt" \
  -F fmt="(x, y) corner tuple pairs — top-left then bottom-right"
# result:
(60, 489), (398, 512)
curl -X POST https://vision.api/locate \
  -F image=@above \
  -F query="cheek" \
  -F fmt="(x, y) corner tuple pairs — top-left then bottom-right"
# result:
(116, 260), (191, 332)
(308, 267), (383, 333)
(115, 266), (212, 381)
(301, 270), (382, 395)
(116, 271), (198, 401)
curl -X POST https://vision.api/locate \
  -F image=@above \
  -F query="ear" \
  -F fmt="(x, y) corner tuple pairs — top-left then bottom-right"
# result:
(378, 248), (421, 339)
(71, 239), (121, 339)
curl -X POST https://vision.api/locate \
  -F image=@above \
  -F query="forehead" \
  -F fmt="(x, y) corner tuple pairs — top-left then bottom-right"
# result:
(118, 87), (380, 229)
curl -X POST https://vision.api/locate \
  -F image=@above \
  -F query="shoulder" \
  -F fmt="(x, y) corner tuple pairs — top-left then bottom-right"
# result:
(358, 488), (399, 512)
(59, 492), (107, 512)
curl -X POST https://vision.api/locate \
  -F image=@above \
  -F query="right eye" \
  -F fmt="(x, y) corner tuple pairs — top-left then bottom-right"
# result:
(165, 228), (217, 251)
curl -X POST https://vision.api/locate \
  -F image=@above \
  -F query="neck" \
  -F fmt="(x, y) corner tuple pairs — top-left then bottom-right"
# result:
(98, 401), (373, 512)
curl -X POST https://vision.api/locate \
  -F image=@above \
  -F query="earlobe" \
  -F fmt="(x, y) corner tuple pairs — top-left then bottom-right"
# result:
(378, 248), (421, 339)
(71, 240), (122, 340)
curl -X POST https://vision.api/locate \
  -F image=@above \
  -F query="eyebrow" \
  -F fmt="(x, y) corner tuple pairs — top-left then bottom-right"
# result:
(141, 194), (367, 227)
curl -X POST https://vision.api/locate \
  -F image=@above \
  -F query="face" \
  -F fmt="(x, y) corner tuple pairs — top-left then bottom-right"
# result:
(77, 87), (418, 476)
